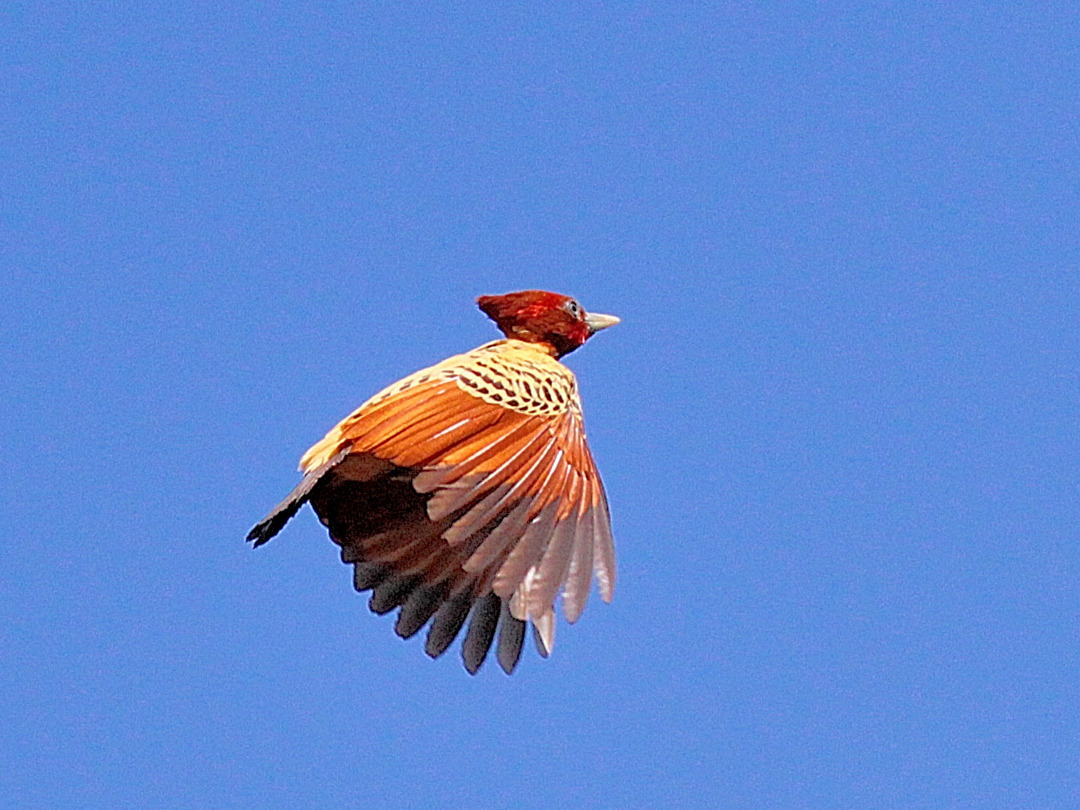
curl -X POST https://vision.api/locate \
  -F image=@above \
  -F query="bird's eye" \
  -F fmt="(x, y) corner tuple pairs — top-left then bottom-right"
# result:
(564, 299), (582, 317)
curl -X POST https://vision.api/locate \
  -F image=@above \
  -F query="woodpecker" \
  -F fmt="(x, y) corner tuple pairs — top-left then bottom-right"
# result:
(248, 290), (619, 674)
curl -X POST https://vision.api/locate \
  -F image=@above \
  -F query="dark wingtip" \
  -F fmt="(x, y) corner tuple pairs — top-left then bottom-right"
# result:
(496, 605), (526, 675)
(461, 593), (500, 675)
(425, 593), (473, 660)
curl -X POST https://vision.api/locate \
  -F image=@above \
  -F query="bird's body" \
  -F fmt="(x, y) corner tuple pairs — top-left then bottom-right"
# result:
(248, 291), (618, 674)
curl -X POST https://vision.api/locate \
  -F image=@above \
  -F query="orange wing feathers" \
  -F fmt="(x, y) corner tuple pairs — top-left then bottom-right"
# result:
(248, 292), (618, 675)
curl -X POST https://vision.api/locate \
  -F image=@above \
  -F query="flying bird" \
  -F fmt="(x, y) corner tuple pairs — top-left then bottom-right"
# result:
(247, 290), (619, 674)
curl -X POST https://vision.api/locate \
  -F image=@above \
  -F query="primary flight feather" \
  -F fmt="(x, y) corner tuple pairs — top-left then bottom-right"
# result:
(247, 290), (619, 674)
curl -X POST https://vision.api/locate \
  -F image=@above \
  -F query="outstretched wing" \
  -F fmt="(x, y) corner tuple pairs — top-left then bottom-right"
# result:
(255, 341), (615, 673)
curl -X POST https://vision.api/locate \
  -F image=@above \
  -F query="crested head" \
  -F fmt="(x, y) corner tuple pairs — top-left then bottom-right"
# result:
(476, 290), (620, 358)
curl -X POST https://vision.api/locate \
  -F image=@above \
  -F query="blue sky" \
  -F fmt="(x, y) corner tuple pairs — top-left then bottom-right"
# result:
(3, 3), (1079, 807)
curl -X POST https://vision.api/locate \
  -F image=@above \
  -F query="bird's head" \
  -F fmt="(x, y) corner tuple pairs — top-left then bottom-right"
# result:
(477, 290), (620, 358)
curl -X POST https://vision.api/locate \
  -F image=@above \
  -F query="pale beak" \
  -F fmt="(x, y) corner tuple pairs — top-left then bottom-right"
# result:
(584, 312), (620, 333)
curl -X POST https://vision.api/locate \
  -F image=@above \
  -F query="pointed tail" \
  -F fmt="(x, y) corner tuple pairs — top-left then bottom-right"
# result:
(247, 448), (350, 547)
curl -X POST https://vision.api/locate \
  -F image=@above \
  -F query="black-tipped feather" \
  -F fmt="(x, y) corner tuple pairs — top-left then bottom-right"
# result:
(462, 593), (501, 674)
(369, 576), (417, 615)
(496, 602), (526, 674)
(352, 562), (389, 592)
(395, 584), (445, 639)
(425, 591), (474, 659)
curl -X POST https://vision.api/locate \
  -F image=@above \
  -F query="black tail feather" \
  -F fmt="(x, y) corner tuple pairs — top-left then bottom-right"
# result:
(247, 449), (350, 547)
